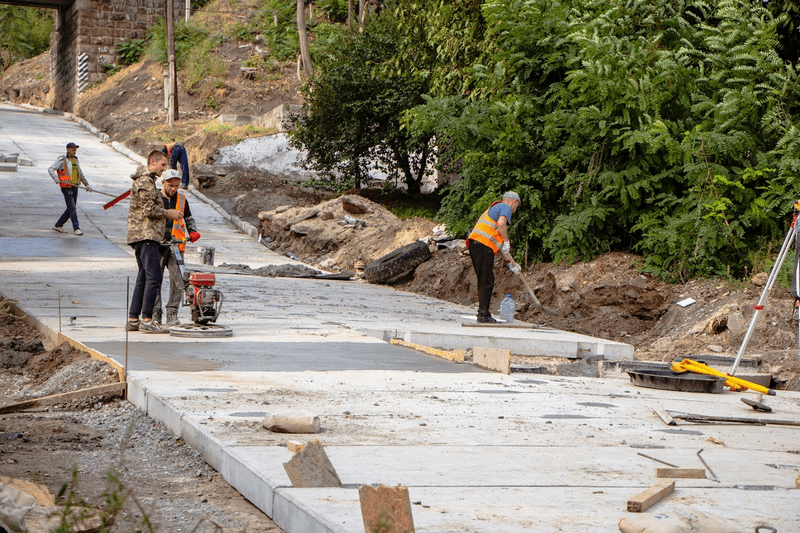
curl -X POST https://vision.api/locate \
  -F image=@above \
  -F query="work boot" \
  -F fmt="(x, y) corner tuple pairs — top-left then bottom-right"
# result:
(139, 319), (169, 334)
(477, 315), (498, 324)
(165, 310), (180, 326)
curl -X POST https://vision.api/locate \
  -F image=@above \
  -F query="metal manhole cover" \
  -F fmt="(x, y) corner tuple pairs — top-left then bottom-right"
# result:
(169, 323), (233, 337)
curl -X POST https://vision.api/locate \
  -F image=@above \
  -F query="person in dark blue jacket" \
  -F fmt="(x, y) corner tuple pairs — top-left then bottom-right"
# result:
(161, 141), (190, 189)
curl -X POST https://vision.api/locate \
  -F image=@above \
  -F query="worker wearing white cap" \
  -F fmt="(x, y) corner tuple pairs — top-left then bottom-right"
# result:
(466, 191), (521, 323)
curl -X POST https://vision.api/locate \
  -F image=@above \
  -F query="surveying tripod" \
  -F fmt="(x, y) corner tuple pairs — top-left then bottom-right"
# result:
(730, 200), (800, 378)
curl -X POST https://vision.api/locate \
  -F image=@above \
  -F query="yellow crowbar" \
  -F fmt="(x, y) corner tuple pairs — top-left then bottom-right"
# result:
(670, 358), (776, 396)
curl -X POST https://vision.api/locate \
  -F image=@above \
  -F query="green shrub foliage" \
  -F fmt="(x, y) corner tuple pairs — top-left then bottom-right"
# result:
(405, 0), (800, 280)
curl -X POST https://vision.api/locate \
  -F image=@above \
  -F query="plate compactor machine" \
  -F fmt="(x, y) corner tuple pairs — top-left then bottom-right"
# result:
(168, 240), (232, 337)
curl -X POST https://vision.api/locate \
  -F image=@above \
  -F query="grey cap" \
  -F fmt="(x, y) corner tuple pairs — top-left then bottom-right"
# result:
(503, 191), (521, 203)
(162, 169), (182, 182)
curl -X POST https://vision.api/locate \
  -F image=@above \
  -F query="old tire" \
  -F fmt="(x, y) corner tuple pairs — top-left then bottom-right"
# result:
(364, 241), (431, 284)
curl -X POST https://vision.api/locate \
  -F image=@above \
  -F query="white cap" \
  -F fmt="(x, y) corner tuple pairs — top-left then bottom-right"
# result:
(162, 169), (181, 182)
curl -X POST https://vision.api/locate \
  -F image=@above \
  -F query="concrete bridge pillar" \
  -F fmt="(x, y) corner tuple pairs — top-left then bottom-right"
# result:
(49, 0), (175, 112)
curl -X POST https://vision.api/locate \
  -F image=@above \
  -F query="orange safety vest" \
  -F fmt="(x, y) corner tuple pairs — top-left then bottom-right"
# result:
(171, 191), (188, 252)
(57, 157), (72, 188)
(468, 200), (505, 254)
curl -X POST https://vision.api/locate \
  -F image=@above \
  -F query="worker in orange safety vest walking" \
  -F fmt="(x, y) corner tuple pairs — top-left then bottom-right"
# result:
(466, 191), (521, 323)
(153, 169), (201, 326)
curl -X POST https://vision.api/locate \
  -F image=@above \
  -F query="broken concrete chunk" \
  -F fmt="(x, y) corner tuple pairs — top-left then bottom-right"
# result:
(0, 163), (18, 172)
(727, 311), (746, 334)
(287, 440), (305, 452)
(263, 410), (321, 433)
(282, 439), (342, 488)
(359, 485), (415, 533)
(17, 156), (32, 166)
(341, 195), (373, 214)
(283, 207), (319, 229)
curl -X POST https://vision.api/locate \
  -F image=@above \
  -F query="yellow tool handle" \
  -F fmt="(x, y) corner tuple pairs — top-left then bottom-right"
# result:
(671, 359), (775, 395)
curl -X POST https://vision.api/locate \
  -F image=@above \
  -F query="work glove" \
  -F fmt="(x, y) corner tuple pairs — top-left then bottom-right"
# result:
(189, 231), (201, 243)
(500, 241), (510, 255)
(508, 262), (521, 275)
(86, 185), (93, 192)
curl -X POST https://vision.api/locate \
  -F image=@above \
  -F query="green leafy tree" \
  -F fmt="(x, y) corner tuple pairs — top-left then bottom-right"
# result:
(0, 6), (54, 74)
(407, 0), (800, 280)
(290, 7), (433, 193)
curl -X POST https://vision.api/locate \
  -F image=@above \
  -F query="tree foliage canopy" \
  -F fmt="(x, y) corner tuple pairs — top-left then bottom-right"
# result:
(0, 6), (53, 75)
(289, 5), (434, 193)
(402, 0), (800, 281)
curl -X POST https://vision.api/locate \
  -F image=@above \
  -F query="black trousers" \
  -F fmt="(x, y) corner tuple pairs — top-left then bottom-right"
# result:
(468, 239), (496, 318)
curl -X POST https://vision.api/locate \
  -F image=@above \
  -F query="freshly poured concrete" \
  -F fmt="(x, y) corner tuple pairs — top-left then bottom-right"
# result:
(1, 103), (797, 532)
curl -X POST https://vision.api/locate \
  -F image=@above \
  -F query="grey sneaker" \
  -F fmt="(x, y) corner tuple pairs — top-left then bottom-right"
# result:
(165, 310), (180, 326)
(74, 229), (84, 235)
(53, 226), (64, 233)
(125, 319), (139, 331)
(139, 319), (169, 334)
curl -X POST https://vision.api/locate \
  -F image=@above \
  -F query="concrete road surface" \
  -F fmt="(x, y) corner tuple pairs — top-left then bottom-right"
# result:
(1, 103), (797, 532)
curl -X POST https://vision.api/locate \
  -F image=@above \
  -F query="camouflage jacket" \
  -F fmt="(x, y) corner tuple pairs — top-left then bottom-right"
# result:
(126, 166), (169, 244)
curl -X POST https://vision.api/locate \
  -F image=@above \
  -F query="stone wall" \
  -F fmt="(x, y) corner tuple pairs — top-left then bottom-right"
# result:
(50, 0), (182, 112)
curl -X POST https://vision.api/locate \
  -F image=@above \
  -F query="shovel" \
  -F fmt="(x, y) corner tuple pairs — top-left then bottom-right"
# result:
(500, 249), (561, 317)
(66, 184), (118, 198)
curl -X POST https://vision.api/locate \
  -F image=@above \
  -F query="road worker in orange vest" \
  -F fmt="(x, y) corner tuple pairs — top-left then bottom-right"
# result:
(466, 191), (521, 323)
(48, 142), (93, 235)
(153, 169), (201, 327)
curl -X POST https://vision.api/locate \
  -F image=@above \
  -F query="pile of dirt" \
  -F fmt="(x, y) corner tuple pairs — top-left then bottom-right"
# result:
(0, 304), (282, 532)
(257, 193), (437, 272)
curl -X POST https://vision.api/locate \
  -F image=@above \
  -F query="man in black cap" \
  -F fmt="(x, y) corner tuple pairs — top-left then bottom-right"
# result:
(48, 142), (93, 235)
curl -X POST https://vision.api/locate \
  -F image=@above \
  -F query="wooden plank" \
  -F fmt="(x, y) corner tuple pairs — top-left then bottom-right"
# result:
(461, 322), (551, 329)
(626, 479), (675, 512)
(0, 382), (126, 414)
(655, 468), (706, 479)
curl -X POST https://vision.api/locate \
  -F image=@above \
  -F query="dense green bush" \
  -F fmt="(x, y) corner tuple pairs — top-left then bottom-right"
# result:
(0, 6), (53, 74)
(116, 37), (147, 66)
(405, 0), (800, 281)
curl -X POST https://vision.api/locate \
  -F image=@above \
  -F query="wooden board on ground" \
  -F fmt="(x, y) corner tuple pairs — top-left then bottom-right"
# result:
(627, 479), (675, 512)
(655, 468), (706, 479)
(461, 322), (551, 329)
(0, 382), (126, 414)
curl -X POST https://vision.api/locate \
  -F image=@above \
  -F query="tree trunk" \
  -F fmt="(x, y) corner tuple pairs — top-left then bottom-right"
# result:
(166, 0), (178, 126)
(348, 0), (355, 28)
(297, 0), (313, 78)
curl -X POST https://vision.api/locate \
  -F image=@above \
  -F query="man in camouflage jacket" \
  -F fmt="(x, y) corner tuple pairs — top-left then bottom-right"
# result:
(126, 149), (182, 334)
